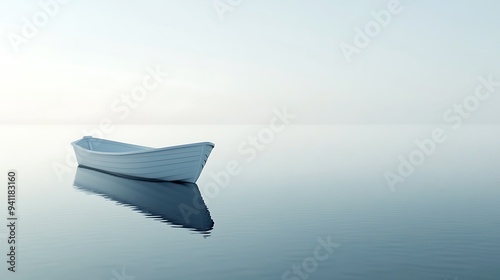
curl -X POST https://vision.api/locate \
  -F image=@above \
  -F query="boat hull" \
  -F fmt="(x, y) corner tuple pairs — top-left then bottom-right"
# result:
(71, 136), (214, 183)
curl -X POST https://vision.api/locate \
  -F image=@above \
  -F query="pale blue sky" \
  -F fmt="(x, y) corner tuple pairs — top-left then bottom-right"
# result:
(1, 0), (499, 124)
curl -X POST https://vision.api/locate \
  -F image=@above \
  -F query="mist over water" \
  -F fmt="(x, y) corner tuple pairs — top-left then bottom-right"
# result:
(2, 1), (500, 279)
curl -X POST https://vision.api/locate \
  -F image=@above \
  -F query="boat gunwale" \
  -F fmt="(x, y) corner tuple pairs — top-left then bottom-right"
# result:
(71, 137), (215, 156)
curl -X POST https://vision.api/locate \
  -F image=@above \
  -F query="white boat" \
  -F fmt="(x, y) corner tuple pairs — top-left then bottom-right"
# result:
(74, 166), (214, 234)
(71, 136), (214, 183)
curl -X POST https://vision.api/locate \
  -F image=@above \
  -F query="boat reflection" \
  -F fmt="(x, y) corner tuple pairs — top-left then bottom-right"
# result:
(73, 166), (214, 235)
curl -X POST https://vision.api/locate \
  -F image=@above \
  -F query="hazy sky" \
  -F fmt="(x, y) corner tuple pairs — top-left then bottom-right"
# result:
(1, 0), (499, 124)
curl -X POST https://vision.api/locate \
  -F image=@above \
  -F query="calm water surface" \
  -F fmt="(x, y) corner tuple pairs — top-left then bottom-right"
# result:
(0, 125), (499, 280)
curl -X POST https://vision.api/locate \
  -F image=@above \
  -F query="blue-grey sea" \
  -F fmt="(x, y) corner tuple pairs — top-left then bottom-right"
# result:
(0, 125), (499, 280)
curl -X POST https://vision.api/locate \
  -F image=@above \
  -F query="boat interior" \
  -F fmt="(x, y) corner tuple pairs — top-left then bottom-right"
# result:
(75, 137), (152, 153)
